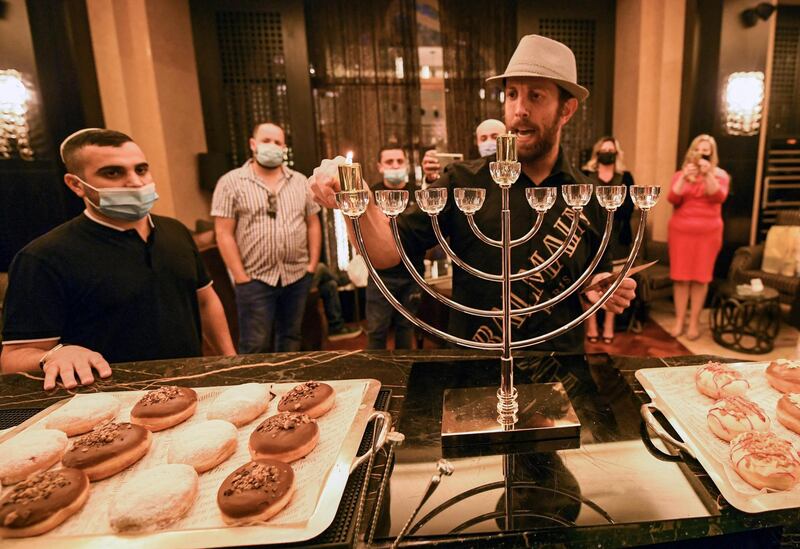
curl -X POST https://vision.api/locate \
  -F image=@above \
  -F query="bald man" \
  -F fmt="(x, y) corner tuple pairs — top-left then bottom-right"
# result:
(475, 119), (507, 158)
(421, 119), (507, 183)
(211, 122), (322, 354)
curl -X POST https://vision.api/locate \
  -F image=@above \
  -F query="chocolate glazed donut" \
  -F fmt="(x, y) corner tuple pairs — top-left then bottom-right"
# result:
(0, 468), (90, 538)
(249, 412), (319, 462)
(62, 422), (151, 481)
(277, 381), (335, 418)
(217, 459), (295, 525)
(130, 386), (198, 431)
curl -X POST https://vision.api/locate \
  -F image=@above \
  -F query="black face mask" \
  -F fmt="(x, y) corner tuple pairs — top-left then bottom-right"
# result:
(597, 152), (617, 165)
(701, 154), (712, 162)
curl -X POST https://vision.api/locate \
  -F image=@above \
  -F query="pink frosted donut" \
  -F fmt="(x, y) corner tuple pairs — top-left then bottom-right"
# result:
(730, 431), (800, 491)
(695, 361), (750, 399)
(707, 396), (770, 441)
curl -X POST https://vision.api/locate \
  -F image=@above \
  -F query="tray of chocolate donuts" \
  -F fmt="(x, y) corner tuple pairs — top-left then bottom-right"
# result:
(0, 378), (390, 546)
(636, 360), (800, 513)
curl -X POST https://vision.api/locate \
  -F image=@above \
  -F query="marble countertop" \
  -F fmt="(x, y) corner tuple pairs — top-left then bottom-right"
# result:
(1, 350), (798, 547)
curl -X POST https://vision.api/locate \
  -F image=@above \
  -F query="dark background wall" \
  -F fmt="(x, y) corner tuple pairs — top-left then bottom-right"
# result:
(679, 0), (773, 278)
(0, 0), (103, 271)
(517, 0), (617, 167)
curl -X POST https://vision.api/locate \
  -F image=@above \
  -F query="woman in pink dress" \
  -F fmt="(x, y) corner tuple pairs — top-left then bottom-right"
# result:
(667, 134), (730, 340)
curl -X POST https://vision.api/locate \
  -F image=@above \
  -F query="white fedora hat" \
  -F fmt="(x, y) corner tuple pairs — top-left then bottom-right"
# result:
(487, 34), (589, 102)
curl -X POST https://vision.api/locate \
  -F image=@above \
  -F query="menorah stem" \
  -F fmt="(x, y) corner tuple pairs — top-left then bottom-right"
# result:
(498, 186), (518, 424)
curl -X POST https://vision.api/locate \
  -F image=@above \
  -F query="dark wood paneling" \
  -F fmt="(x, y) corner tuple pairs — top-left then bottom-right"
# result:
(1, 0), (101, 270)
(716, 0), (772, 277)
(517, 0), (616, 165)
(280, 1), (317, 177)
(190, 0), (317, 186)
(678, 0), (723, 162)
(0, 161), (79, 271)
(26, 0), (105, 156)
(768, 6), (800, 138)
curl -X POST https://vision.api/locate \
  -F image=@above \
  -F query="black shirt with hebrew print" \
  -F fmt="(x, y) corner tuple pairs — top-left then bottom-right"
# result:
(398, 150), (613, 353)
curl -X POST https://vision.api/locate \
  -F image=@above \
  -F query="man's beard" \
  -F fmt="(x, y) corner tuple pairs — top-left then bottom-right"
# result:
(517, 111), (560, 163)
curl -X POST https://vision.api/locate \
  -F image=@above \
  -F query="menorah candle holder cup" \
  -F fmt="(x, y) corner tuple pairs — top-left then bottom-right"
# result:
(335, 162), (371, 217)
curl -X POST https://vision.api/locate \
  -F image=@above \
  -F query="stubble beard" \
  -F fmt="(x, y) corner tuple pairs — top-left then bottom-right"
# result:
(516, 110), (561, 164)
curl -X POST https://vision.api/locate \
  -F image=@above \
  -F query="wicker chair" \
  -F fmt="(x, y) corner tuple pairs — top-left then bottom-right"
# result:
(729, 210), (800, 306)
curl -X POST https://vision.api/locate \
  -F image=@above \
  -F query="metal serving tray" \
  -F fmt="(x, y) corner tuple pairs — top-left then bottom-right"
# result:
(0, 379), (388, 548)
(637, 362), (800, 513)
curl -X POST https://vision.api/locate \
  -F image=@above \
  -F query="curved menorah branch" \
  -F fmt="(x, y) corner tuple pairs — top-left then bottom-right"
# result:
(424, 207), (614, 317)
(431, 215), (504, 282)
(434, 210), (584, 284)
(352, 219), (502, 350)
(504, 208), (614, 316)
(510, 208), (648, 348)
(511, 212), (545, 247)
(465, 214), (501, 247)
(465, 211), (546, 248)
(388, 218), (503, 318)
(509, 211), (580, 280)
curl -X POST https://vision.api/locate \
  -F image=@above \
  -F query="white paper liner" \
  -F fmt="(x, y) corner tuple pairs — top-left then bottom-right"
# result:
(640, 363), (800, 497)
(5, 379), (367, 538)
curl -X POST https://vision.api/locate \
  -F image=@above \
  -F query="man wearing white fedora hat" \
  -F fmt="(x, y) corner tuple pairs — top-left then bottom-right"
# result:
(310, 35), (635, 352)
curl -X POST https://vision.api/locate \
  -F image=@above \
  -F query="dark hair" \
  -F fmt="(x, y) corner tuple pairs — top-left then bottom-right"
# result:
(60, 129), (133, 173)
(557, 86), (573, 103)
(377, 142), (406, 162)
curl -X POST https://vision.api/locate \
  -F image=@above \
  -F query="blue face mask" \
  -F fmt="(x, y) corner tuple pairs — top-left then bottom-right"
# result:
(80, 179), (159, 221)
(256, 143), (285, 168)
(478, 140), (497, 158)
(383, 168), (408, 186)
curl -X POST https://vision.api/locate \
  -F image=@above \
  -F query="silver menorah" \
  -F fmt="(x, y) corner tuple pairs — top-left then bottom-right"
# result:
(335, 134), (661, 447)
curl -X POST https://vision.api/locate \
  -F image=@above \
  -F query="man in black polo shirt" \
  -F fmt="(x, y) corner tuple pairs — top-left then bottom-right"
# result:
(310, 35), (636, 353)
(1, 129), (235, 390)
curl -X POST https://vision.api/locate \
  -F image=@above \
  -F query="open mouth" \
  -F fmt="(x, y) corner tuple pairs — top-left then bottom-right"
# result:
(512, 129), (537, 137)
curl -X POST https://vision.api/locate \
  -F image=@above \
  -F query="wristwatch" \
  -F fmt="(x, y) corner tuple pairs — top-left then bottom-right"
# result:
(39, 343), (64, 370)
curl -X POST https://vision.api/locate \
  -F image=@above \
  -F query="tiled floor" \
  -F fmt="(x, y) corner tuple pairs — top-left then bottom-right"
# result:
(648, 299), (799, 362)
(583, 313), (691, 357)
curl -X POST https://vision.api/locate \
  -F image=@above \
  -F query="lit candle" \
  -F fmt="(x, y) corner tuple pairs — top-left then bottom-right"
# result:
(496, 134), (517, 162)
(338, 161), (362, 192)
(345, 151), (353, 165)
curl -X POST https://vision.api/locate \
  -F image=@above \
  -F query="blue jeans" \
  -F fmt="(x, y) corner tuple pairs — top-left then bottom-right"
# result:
(366, 275), (421, 350)
(235, 274), (313, 354)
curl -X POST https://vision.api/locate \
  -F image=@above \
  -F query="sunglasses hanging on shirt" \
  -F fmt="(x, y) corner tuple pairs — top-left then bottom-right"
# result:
(267, 192), (277, 218)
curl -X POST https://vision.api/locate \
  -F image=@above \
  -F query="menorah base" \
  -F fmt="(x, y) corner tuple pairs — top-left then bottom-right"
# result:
(441, 383), (581, 449)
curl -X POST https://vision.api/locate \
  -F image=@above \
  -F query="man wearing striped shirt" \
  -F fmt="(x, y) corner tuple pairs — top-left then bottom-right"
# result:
(212, 123), (322, 353)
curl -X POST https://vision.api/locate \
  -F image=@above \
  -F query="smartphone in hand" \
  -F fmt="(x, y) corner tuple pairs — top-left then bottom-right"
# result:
(434, 153), (464, 169)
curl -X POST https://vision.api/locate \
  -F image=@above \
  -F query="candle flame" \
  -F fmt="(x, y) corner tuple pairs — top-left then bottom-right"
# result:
(345, 151), (353, 165)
